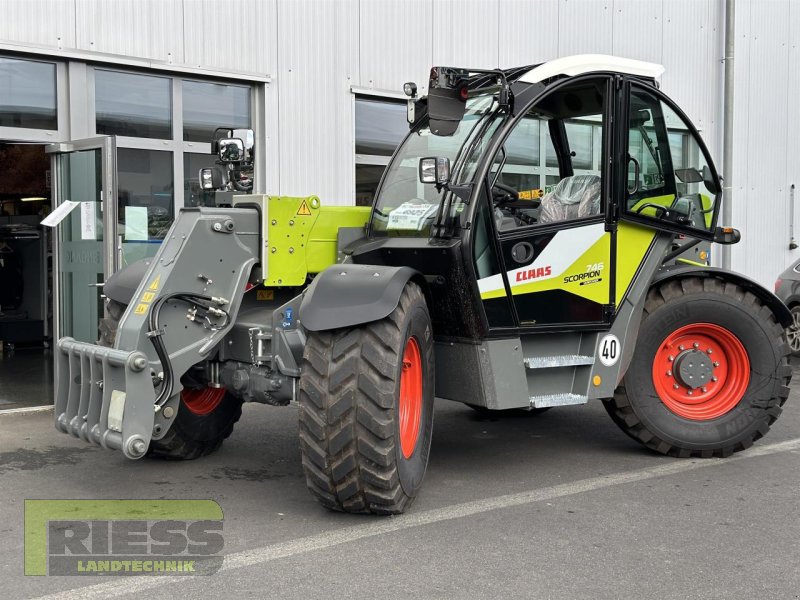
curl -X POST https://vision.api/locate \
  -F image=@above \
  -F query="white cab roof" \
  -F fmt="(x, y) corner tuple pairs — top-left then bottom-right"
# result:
(519, 54), (665, 84)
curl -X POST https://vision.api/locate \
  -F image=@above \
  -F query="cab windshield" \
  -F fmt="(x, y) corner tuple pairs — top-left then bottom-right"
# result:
(369, 94), (500, 236)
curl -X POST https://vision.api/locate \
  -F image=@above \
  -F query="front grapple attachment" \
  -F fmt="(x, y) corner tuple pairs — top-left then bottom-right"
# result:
(55, 340), (156, 458)
(53, 206), (261, 458)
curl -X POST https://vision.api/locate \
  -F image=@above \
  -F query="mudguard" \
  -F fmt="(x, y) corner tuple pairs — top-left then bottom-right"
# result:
(103, 259), (151, 305)
(299, 264), (421, 331)
(652, 265), (792, 327)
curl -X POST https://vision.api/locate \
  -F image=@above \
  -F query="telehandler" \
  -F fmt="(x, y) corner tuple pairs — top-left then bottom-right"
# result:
(54, 55), (792, 514)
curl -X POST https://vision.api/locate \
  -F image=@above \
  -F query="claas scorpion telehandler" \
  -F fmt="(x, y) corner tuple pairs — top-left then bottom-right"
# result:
(54, 55), (791, 514)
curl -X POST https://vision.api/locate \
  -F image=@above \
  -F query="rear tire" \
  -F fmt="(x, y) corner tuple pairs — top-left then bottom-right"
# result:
(604, 277), (791, 457)
(98, 299), (242, 460)
(298, 282), (434, 515)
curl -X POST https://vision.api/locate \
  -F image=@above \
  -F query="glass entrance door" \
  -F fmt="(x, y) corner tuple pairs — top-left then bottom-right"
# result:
(47, 137), (116, 343)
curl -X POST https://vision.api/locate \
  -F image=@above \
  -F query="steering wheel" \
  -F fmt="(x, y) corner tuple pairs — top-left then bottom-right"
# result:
(492, 182), (519, 205)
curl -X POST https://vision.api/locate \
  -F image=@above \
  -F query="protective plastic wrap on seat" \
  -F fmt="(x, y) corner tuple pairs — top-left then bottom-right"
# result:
(539, 175), (601, 223)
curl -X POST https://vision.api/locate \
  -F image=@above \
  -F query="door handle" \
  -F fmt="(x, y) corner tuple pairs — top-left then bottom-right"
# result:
(627, 155), (640, 195)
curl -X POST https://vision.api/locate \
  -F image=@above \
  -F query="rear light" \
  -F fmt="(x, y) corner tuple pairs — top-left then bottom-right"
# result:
(775, 278), (783, 293)
(458, 85), (469, 101)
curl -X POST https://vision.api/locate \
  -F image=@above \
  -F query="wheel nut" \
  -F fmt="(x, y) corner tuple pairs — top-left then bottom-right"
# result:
(673, 384), (680, 389)
(687, 390), (693, 396)
(693, 342), (699, 349)
(707, 348), (713, 354)
(668, 355), (675, 362)
(713, 361), (720, 367)
(678, 345), (685, 351)
(711, 376), (718, 382)
(701, 387), (708, 393)
(666, 370), (673, 377)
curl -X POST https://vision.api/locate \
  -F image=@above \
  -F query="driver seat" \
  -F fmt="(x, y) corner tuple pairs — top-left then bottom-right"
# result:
(538, 174), (601, 224)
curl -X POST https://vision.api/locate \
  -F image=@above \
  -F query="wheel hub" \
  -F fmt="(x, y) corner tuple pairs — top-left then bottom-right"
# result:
(652, 323), (750, 420)
(673, 349), (713, 389)
(181, 386), (226, 416)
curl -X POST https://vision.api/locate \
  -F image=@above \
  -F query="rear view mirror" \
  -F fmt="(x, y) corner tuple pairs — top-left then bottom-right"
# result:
(629, 109), (651, 128)
(675, 168), (703, 184)
(702, 165), (719, 194)
(218, 138), (245, 162)
(419, 157), (451, 185)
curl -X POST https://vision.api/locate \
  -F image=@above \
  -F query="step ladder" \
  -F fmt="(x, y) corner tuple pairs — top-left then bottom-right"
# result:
(522, 333), (599, 409)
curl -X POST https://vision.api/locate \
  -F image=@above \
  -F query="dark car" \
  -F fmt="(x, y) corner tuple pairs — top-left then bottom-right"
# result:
(775, 259), (800, 355)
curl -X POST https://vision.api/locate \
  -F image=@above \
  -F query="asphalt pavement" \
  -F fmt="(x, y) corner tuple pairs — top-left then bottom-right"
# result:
(1, 364), (799, 600)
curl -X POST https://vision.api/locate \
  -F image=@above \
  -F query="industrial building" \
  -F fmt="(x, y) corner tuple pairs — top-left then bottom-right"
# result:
(0, 0), (797, 409)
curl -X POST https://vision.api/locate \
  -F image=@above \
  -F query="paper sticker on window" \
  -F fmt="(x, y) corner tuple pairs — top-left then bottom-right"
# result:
(386, 202), (439, 231)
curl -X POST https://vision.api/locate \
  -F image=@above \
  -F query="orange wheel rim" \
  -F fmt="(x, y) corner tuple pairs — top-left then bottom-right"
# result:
(399, 337), (423, 459)
(652, 323), (750, 420)
(181, 386), (226, 416)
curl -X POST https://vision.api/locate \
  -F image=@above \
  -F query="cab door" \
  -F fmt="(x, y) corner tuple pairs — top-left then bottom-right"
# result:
(474, 75), (615, 330)
(618, 80), (722, 240)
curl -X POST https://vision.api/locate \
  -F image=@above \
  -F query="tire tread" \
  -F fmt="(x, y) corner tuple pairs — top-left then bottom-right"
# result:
(298, 283), (426, 514)
(604, 276), (791, 458)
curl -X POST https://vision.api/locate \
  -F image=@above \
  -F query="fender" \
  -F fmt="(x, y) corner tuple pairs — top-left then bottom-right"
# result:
(299, 264), (423, 331)
(652, 265), (791, 328)
(103, 259), (151, 306)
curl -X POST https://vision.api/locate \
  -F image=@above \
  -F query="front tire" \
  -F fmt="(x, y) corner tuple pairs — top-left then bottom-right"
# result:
(604, 277), (791, 457)
(298, 282), (434, 514)
(147, 386), (243, 460)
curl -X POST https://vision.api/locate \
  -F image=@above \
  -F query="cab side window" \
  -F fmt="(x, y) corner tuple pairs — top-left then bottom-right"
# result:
(489, 77), (607, 231)
(625, 86), (718, 233)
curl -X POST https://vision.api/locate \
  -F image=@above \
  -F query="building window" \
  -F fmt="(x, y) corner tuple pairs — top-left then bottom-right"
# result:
(117, 148), (174, 265)
(183, 81), (251, 143)
(95, 70), (172, 139)
(354, 95), (407, 206)
(0, 57), (57, 130)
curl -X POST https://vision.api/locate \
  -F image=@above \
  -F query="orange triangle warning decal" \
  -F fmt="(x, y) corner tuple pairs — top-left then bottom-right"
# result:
(148, 274), (161, 291)
(296, 200), (312, 216)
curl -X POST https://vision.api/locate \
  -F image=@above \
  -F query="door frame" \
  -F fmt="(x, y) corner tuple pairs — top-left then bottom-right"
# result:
(616, 78), (723, 240)
(46, 135), (117, 341)
(477, 75), (617, 333)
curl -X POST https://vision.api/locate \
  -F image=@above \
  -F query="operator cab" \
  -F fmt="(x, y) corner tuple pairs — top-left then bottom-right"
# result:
(357, 55), (726, 339)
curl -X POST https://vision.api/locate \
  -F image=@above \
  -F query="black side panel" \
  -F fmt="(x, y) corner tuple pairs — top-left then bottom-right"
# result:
(351, 238), (488, 340)
(512, 289), (605, 326)
(483, 296), (515, 328)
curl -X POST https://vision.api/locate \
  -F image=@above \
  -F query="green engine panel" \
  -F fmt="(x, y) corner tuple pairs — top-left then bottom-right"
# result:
(233, 195), (371, 287)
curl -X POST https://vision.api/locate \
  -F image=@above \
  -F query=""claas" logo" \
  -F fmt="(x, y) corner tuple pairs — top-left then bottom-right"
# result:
(516, 266), (552, 282)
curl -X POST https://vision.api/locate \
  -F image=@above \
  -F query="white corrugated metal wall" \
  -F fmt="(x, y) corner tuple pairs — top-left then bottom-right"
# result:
(0, 0), (797, 286)
(730, 0), (799, 286)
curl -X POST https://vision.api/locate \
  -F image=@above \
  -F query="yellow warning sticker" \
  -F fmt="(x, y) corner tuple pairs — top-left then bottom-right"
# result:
(134, 303), (149, 315)
(256, 289), (274, 301)
(296, 199), (312, 216)
(518, 189), (544, 200)
(148, 274), (161, 291)
(141, 291), (155, 303)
